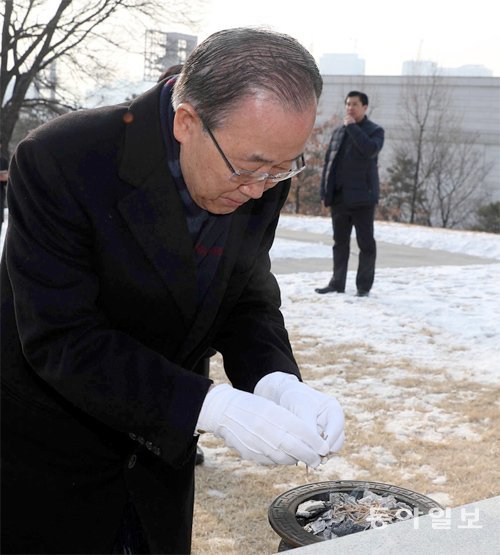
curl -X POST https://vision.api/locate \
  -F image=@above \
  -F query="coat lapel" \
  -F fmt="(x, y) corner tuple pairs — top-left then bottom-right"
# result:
(117, 172), (198, 327)
(116, 83), (198, 326)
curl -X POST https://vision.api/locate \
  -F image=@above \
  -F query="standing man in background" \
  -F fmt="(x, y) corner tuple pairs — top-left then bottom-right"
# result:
(315, 91), (384, 297)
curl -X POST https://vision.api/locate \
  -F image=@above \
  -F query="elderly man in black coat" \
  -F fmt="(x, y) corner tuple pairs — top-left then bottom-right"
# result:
(1, 28), (345, 554)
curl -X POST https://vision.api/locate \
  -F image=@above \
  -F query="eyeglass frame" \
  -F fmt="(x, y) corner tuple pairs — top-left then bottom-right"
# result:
(200, 117), (306, 184)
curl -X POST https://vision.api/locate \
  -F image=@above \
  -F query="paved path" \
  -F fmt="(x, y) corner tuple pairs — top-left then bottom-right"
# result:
(272, 228), (496, 274)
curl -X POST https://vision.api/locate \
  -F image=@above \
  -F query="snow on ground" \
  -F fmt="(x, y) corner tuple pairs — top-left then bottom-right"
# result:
(194, 214), (499, 520)
(2, 210), (499, 385)
(271, 214), (500, 385)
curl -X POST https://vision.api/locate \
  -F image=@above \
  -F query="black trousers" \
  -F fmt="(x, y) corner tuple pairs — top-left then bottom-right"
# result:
(1, 382), (197, 555)
(330, 203), (376, 293)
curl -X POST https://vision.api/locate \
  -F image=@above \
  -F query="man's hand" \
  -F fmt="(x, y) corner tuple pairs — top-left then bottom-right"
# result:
(196, 384), (330, 467)
(254, 372), (345, 454)
(343, 115), (356, 126)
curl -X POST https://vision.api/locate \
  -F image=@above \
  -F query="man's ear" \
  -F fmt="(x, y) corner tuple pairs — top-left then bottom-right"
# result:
(173, 102), (199, 144)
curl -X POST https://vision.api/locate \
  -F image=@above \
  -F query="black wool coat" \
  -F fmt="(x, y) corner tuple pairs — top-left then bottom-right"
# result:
(0, 81), (300, 554)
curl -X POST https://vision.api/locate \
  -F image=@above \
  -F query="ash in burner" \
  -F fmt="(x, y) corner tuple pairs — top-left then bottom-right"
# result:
(296, 489), (415, 540)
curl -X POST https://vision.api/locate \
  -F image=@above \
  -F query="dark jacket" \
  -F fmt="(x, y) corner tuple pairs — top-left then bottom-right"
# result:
(320, 116), (384, 208)
(0, 81), (299, 553)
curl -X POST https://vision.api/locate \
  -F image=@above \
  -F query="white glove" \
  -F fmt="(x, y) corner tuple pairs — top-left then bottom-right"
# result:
(196, 384), (329, 467)
(254, 372), (345, 454)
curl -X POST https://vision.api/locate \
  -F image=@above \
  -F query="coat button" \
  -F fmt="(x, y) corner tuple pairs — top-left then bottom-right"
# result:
(128, 454), (137, 469)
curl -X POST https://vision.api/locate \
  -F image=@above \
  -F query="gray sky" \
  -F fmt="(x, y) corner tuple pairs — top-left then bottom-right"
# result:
(200, 0), (500, 76)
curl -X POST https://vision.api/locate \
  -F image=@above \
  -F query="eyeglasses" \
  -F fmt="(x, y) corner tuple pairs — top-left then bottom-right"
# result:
(201, 118), (306, 185)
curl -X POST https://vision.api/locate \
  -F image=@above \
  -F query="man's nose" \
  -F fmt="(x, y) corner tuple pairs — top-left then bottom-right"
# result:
(239, 180), (267, 199)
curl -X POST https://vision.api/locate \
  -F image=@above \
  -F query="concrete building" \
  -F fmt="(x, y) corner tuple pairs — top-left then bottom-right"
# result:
(319, 53), (365, 75)
(402, 60), (438, 75)
(442, 65), (493, 77)
(402, 60), (493, 77)
(144, 31), (197, 81)
(317, 75), (500, 204)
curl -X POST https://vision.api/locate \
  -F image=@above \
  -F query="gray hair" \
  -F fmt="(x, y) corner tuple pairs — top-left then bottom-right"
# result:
(172, 27), (322, 129)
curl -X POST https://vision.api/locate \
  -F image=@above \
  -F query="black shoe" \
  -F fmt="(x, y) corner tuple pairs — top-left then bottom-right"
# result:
(356, 290), (370, 297)
(315, 285), (344, 294)
(195, 446), (204, 465)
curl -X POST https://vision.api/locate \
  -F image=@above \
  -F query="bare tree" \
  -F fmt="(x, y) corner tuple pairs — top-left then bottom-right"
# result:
(394, 72), (447, 223)
(386, 71), (492, 228)
(429, 133), (492, 228)
(1, 0), (202, 157)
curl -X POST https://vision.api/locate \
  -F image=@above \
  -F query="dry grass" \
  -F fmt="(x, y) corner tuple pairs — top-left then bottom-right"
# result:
(191, 336), (500, 554)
